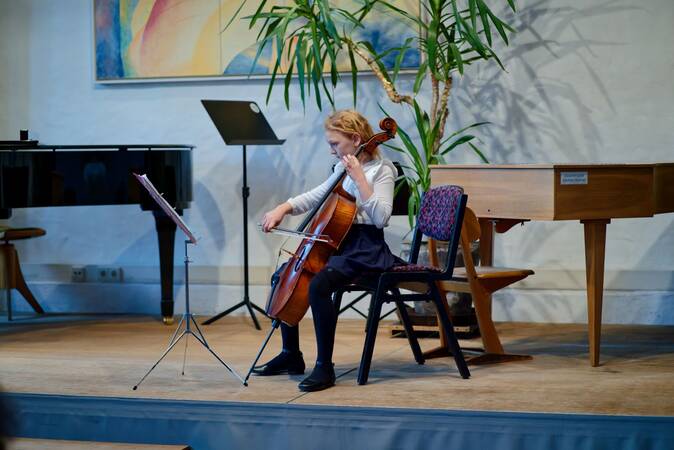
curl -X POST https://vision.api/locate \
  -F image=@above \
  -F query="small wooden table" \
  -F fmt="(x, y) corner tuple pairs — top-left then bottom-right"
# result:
(431, 163), (674, 366)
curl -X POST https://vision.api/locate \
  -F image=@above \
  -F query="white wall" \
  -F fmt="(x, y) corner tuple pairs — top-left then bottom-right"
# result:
(1, 0), (673, 323)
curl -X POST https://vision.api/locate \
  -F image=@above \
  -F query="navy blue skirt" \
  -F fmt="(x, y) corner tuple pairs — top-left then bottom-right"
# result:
(325, 224), (399, 278)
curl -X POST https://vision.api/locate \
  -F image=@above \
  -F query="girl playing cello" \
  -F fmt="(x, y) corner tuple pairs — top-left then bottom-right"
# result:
(253, 110), (399, 391)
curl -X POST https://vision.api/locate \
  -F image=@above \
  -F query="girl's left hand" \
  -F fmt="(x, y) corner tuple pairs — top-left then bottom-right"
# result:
(342, 154), (365, 183)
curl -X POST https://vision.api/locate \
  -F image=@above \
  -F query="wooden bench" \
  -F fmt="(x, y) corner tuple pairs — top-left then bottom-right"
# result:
(426, 207), (534, 364)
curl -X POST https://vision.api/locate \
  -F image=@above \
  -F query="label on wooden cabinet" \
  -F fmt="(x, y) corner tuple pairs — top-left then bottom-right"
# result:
(560, 171), (588, 185)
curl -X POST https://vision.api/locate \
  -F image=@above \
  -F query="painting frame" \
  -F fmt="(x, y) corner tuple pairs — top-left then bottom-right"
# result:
(93, 0), (421, 84)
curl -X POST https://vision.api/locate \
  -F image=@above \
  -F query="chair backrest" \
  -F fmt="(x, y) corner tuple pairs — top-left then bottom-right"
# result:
(408, 185), (467, 277)
(460, 207), (481, 243)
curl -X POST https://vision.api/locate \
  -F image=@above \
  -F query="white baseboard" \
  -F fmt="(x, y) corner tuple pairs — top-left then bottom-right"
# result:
(0, 282), (398, 321)
(2, 280), (674, 325)
(19, 264), (674, 291)
(493, 289), (674, 325)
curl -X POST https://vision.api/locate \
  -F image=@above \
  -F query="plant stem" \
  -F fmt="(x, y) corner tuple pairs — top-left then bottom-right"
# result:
(431, 74), (439, 125)
(434, 75), (453, 154)
(344, 38), (414, 106)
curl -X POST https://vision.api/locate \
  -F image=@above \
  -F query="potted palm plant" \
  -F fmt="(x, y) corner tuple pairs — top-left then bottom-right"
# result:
(230, 0), (517, 225)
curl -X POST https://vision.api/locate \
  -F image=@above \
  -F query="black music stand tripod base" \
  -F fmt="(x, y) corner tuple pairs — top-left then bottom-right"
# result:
(133, 241), (246, 389)
(202, 295), (267, 328)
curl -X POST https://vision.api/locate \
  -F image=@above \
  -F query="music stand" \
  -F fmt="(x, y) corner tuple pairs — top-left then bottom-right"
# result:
(132, 173), (246, 389)
(200, 100), (285, 329)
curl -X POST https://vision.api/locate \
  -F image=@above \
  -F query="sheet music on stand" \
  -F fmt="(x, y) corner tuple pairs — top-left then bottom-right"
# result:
(134, 173), (197, 244)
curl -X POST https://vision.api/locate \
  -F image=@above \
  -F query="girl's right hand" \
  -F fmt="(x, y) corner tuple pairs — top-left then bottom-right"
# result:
(261, 204), (290, 232)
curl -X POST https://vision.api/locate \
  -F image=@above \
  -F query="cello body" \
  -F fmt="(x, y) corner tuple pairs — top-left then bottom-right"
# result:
(266, 185), (356, 325)
(265, 118), (397, 326)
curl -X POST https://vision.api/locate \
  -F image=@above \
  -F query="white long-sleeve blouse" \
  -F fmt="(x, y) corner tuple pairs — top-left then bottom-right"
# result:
(286, 158), (397, 229)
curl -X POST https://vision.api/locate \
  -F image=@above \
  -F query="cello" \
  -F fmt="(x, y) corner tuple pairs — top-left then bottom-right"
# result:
(244, 117), (397, 384)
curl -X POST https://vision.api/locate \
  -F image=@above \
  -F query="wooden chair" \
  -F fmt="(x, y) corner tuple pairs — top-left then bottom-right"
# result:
(425, 207), (534, 364)
(0, 227), (46, 320)
(333, 185), (471, 385)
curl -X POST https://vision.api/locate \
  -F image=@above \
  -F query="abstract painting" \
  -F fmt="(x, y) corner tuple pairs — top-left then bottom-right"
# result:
(94, 0), (419, 81)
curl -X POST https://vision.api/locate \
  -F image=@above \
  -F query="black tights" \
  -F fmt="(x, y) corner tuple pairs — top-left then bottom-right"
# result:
(281, 267), (350, 365)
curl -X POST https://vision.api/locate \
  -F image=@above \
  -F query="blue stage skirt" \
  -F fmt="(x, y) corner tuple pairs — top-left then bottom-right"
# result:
(325, 224), (399, 278)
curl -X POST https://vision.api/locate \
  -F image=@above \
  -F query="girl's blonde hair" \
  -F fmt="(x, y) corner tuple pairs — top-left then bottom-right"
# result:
(324, 110), (379, 157)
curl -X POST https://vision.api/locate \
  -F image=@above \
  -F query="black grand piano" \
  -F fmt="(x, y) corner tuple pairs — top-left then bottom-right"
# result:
(0, 141), (193, 323)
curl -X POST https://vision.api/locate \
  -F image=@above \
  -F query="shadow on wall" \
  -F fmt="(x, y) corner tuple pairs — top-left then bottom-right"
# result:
(453, 0), (644, 275)
(190, 107), (329, 268)
(634, 217), (674, 291)
(192, 180), (226, 251)
(453, 0), (641, 165)
(446, 1), (670, 323)
(494, 207), (674, 323)
(244, 111), (332, 257)
(246, 112), (328, 220)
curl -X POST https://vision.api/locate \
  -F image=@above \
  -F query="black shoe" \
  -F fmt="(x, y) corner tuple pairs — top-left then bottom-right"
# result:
(298, 362), (336, 392)
(252, 350), (305, 376)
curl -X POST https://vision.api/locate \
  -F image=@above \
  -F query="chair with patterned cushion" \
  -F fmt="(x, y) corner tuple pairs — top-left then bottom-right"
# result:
(424, 207), (534, 364)
(0, 227), (46, 320)
(333, 185), (470, 385)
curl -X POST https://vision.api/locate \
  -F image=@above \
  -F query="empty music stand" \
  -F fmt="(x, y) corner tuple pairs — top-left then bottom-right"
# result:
(201, 100), (285, 329)
(132, 173), (245, 389)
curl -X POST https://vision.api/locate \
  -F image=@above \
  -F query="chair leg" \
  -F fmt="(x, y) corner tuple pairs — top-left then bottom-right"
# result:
(471, 287), (504, 354)
(431, 284), (470, 379)
(333, 290), (345, 314)
(357, 292), (384, 386)
(6, 245), (44, 314)
(393, 295), (424, 365)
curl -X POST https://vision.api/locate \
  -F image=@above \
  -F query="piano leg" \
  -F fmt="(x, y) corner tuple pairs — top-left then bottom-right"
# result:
(154, 210), (177, 324)
(478, 219), (494, 266)
(582, 219), (610, 367)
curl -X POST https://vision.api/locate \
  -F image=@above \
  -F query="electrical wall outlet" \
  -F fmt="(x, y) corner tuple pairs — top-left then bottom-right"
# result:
(71, 266), (87, 282)
(95, 266), (123, 283)
(83, 265), (123, 283)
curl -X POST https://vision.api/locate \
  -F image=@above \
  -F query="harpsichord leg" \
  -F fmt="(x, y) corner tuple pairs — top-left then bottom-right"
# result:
(582, 219), (610, 367)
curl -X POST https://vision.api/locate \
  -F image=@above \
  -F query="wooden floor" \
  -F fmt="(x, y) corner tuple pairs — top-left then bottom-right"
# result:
(1, 314), (673, 416)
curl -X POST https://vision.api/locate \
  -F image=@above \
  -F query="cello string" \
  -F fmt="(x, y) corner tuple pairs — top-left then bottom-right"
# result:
(274, 235), (291, 272)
